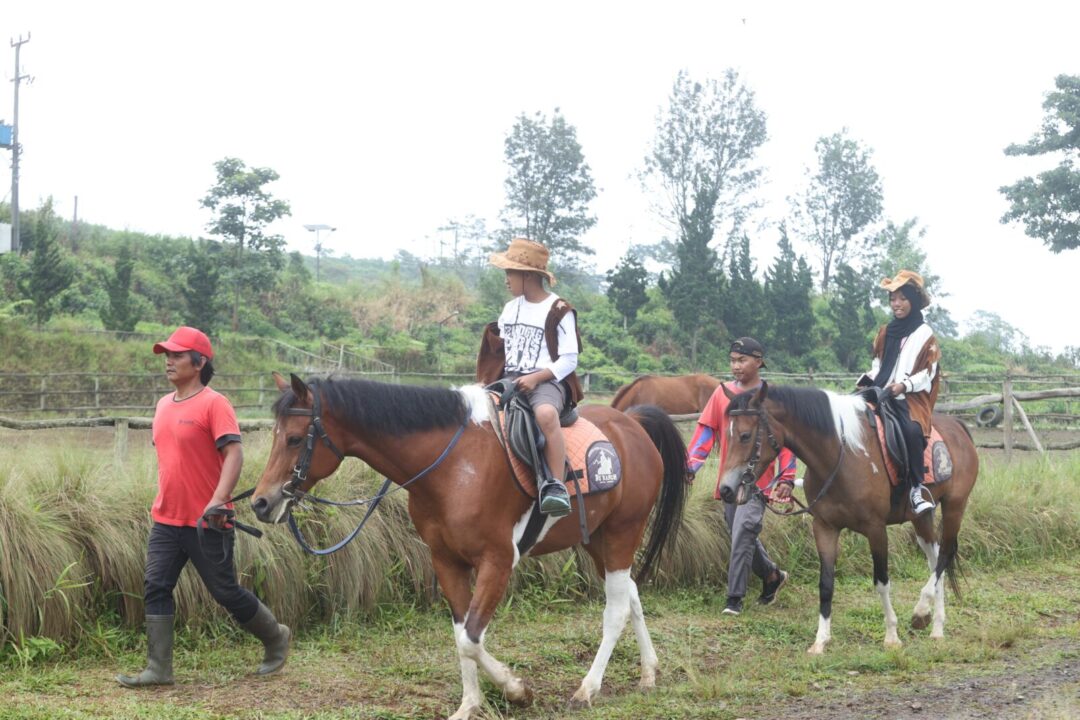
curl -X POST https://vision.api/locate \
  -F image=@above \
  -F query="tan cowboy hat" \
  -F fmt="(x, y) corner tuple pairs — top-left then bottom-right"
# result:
(489, 237), (556, 286)
(880, 269), (931, 309)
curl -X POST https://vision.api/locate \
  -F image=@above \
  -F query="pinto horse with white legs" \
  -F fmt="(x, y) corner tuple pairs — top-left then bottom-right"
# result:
(251, 374), (688, 719)
(717, 383), (978, 654)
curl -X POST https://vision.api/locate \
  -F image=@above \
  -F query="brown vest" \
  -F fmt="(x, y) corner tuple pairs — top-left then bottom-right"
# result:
(476, 298), (584, 406)
(872, 325), (941, 437)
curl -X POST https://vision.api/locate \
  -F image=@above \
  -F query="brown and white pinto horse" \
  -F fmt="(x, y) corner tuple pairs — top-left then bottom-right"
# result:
(251, 374), (688, 719)
(610, 373), (721, 414)
(717, 383), (978, 654)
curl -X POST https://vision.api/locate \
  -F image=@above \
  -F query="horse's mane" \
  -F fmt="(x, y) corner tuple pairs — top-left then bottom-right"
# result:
(729, 384), (838, 437)
(272, 377), (468, 435)
(611, 375), (650, 407)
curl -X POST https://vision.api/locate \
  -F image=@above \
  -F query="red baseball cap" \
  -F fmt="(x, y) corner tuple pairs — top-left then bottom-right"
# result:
(153, 326), (214, 359)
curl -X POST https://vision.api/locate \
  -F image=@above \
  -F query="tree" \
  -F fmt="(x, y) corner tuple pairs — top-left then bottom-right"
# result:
(606, 251), (649, 329)
(763, 225), (815, 358)
(723, 235), (766, 340)
(27, 216), (74, 328)
(829, 263), (875, 371)
(182, 240), (224, 335)
(999, 74), (1080, 252)
(501, 110), (597, 263)
(643, 69), (768, 365)
(791, 130), (883, 291)
(201, 158), (291, 331)
(100, 242), (138, 331)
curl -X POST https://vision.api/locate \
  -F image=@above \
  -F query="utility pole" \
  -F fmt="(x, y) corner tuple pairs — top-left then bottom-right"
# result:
(10, 34), (31, 253)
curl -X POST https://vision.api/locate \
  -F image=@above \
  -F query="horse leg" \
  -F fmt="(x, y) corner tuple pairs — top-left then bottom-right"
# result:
(808, 520), (840, 655)
(868, 526), (901, 649)
(627, 577), (658, 690)
(432, 556), (484, 720)
(571, 567), (635, 707)
(910, 511), (939, 632)
(455, 559), (531, 712)
(930, 491), (970, 639)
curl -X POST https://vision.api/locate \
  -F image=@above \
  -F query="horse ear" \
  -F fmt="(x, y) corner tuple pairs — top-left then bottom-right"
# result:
(272, 372), (289, 393)
(754, 381), (769, 405)
(290, 373), (310, 400)
(722, 383), (737, 401)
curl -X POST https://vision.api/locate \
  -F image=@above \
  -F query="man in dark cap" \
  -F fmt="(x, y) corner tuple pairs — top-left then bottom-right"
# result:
(687, 337), (795, 616)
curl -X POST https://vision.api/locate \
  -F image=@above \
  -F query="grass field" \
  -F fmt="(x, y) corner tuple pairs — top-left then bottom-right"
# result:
(0, 431), (1078, 719)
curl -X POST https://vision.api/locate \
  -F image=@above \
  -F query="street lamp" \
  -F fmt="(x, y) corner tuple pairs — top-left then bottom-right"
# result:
(303, 224), (336, 282)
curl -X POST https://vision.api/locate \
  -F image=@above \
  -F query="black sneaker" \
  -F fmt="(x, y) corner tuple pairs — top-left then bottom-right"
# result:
(721, 596), (743, 616)
(758, 569), (788, 606)
(539, 480), (571, 517)
(910, 486), (935, 516)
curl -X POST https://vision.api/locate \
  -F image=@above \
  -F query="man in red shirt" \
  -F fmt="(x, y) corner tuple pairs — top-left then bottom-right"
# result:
(687, 338), (794, 616)
(117, 327), (289, 687)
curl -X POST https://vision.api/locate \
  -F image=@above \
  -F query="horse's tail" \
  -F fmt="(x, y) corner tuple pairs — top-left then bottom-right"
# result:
(626, 404), (689, 584)
(610, 376), (646, 410)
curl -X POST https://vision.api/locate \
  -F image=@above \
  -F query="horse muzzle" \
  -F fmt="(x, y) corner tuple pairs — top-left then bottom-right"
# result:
(718, 469), (754, 505)
(251, 488), (295, 524)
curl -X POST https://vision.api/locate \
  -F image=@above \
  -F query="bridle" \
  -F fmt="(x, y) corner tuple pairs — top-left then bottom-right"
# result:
(276, 384), (466, 555)
(727, 403), (847, 517)
(281, 387), (346, 500)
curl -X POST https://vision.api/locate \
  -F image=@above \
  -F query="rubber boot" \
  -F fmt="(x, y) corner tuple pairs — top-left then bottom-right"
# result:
(116, 614), (174, 688)
(240, 601), (290, 675)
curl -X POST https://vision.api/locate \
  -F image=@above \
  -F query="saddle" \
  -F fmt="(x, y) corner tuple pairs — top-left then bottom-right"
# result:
(857, 387), (952, 487)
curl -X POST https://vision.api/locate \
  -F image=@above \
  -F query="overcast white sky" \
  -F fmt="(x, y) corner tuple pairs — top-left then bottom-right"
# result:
(4, 1), (1078, 351)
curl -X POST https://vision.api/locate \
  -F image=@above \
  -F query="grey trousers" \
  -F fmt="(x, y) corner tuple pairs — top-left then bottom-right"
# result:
(724, 493), (778, 599)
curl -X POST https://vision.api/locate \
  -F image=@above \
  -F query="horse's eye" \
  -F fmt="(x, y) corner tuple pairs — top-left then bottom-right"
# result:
(286, 436), (303, 448)
(739, 432), (752, 443)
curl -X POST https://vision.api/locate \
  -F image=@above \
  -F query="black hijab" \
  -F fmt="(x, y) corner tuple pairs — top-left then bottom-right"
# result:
(872, 284), (925, 388)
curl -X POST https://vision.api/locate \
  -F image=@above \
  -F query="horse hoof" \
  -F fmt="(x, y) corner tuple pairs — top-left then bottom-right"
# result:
(506, 679), (534, 707)
(884, 639), (903, 650)
(568, 688), (593, 710)
(911, 613), (931, 630)
(807, 644), (825, 655)
(638, 676), (657, 692)
(930, 630), (945, 640)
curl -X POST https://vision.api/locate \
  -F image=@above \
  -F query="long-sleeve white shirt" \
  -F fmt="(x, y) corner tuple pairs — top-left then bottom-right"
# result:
(863, 323), (938, 398)
(497, 293), (579, 382)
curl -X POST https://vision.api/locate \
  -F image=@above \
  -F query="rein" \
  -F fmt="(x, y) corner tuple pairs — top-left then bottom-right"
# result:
(729, 405), (847, 518)
(281, 387), (468, 555)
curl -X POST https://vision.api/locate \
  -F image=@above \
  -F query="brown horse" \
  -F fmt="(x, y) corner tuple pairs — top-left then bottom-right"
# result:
(251, 374), (688, 719)
(717, 383), (977, 654)
(610, 373), (721, 414)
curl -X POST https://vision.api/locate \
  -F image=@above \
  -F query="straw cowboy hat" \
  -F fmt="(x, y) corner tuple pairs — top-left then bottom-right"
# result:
(880, 269), (931, 309)
(490, 237), (557, 286)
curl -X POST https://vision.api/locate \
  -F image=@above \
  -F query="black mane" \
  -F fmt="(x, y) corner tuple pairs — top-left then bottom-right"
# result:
(729, 384), (837, 437)
(272, 377), (468, 435)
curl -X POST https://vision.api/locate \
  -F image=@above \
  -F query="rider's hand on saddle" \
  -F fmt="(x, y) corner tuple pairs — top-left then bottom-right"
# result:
(888, 382), (905, 397)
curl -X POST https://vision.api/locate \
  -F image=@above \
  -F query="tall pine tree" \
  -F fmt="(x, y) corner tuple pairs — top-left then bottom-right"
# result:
(763, 226), (815, 360)
(830, 263), (875, 371)
(182, 240), (224, 334)
(722, 236), (766, 341)
(606, 251), (649, 329)
(27, 210), (74, 328)
(100, 243), (139, 331)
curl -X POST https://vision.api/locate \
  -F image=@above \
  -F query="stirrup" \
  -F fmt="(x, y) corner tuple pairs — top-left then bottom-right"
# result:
(910, 487), (934, 515)
(539, 479), (571, 517)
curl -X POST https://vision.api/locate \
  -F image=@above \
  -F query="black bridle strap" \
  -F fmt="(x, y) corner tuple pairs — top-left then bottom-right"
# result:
(196, 486), (264, 568)
(286, 421), (467, 556)
(764, 417), (847, 518)
(282, 388), (346, 498)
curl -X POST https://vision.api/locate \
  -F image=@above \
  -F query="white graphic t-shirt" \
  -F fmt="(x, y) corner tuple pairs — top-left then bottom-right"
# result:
(497, 293), (579, 381)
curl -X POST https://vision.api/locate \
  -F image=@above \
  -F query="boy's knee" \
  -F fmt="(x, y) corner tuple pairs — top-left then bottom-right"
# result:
(534, 404), (559, 430)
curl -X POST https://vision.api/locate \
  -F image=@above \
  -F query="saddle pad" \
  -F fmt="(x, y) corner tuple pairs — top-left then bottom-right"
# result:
(490, 395), (622, 499)
(875, 423), (953, 487)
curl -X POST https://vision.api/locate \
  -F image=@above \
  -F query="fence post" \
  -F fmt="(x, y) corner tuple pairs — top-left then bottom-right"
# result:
(94, 376), (101, 410)
(584, 373), (591, 394)
(114, 419), (129, 465)
(1002, 375), (1014, 462)
(1011, 396), (1045, 454)
(258, 375), (265, 408)
(39, 376), (47, 411)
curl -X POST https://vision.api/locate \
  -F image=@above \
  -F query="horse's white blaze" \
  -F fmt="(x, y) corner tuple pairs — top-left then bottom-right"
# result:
(809, 614), (831, 654)
(573, 569), (633, 704)
(876, 581), (901, 647)
(824, 391), (867, 452)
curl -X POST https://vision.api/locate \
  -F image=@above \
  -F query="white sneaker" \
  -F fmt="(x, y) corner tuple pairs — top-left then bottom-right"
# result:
(910, 486), (935, 516)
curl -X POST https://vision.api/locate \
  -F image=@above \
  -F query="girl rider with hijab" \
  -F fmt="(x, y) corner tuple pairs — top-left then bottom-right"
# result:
(858, 271), (941, 516)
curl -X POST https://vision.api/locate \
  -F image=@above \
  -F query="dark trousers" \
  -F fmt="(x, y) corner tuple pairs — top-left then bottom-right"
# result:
(893, 398), (928, 488)
(723, 493), (777, 599)
(144, 522), (259, 622)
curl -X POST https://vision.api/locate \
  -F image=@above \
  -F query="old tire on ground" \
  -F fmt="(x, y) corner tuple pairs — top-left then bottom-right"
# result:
(976, 404), (1003, 428)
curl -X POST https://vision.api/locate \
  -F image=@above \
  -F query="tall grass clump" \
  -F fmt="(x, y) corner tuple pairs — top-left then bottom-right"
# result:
(1, 421), (1078, 648)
